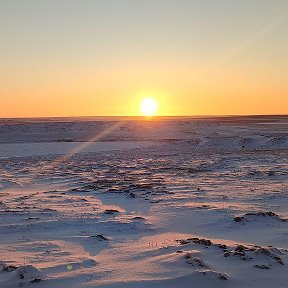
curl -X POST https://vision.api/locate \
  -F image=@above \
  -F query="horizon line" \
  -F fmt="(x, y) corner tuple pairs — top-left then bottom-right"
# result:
(0, 113), (288, 120)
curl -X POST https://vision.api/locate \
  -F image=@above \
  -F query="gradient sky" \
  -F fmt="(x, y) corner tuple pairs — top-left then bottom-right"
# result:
(0, 0), (288, 117)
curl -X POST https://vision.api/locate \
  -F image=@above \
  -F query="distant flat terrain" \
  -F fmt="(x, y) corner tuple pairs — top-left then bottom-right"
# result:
(0, 115), (287, 144)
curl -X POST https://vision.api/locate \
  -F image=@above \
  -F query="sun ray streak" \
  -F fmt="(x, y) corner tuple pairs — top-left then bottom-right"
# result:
(29, 121), (125, 182)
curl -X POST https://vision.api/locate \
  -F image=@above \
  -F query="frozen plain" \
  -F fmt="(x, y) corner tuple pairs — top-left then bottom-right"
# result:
(0, 116), (287, 287)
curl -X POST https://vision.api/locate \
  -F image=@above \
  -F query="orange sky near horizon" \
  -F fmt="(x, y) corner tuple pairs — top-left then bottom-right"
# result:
(1, 0), (288, 118)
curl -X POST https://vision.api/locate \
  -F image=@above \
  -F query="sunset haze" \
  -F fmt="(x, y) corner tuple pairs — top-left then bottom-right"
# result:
(1, 0), (288, 117)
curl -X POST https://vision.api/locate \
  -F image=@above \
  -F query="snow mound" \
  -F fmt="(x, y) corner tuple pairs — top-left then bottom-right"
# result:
(0, 264), (45, 287)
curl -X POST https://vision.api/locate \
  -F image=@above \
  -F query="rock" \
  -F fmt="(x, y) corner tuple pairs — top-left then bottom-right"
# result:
(186, 257), (209, 268)
(133, 216), (146, 221)
(200, 239), (211, 246)
(254, 264), (271, 270)
(195, 239), (212, 246)
(186, 237), (212, 246)
(235, 245), (247, 252)
(233, 251), (245, 257)
(179, 240), (189, 245)
(218, 273), (228, 280)
(217, 244), (227, 250)
(235, 211), (287, 222)
(104, 209), (120, 215)
(31, 278), (43, 283)
(224, 252), (231, 257)
(234, 216), (243, 222)
(2, 265), (18, 272)
(257, 247), (271, 256)
(90, 234), (109, 241)
(255, 247), (285, 265)
(198, 270), (228, 281)
(184, 252), (191, 259)
(274, 256), (284, 265)
(127, 192), (136, 198)
(187, 237), (200, 241)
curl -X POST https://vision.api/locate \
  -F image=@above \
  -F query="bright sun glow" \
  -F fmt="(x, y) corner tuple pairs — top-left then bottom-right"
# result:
(140, 97), (158, 116)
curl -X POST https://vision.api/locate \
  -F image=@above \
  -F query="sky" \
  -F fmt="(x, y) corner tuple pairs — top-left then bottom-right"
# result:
(0, 0), (288, 117)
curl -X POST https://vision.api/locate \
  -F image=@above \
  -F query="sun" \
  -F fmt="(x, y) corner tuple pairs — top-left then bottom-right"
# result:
(140, 97), (158, 116)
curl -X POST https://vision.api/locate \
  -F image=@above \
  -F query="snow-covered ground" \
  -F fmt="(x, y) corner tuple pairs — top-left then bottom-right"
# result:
(0, 116), (287, 287)
(0, 141), (153, 159)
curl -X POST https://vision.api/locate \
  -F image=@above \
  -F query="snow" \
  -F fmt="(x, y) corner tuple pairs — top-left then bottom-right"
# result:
(0, 115), (287, 287)
(0, 141), (153, 159)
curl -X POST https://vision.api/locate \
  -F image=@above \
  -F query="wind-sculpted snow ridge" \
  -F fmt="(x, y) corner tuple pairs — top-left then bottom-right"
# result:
(234, 211), (288, 223)
(0, 116), (287, 287)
